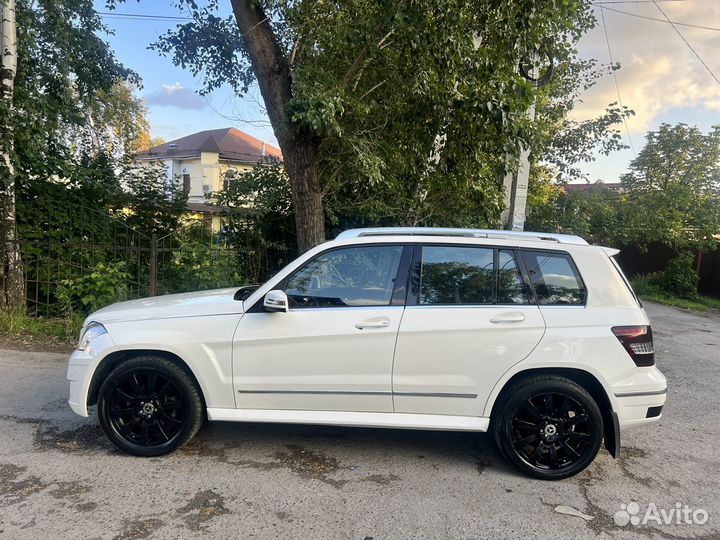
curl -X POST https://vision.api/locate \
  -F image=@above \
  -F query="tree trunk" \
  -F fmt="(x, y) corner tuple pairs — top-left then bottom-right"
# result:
(1, 0), (24, 310)
(282, 140), (325, 253)
(230, 0), (326, 252)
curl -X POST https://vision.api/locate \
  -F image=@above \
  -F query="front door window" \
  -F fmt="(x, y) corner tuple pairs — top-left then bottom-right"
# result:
(284, 245), (404, 308)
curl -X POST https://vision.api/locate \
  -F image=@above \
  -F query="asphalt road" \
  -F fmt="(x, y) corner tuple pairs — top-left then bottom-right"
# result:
(1, 302), (719, 540)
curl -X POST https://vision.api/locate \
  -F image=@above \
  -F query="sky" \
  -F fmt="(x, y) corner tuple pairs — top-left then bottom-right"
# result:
(97, 0), (720, 183)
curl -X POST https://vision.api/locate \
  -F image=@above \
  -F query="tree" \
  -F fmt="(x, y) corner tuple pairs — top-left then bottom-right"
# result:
(526, 179), (622, 245)
(620, 123), (720, 251)
(136, 135), (167, 153)
(120, 161), (188, 237)
(0, 0), (22, 309)
(75, 80), (152, 161)
(119, 0), (595, 251)
(1, 0), (137, 309)
(532, 58), (634, 183)
(214, 158), (296, 282)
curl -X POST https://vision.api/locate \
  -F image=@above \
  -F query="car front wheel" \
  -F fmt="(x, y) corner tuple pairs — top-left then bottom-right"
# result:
(97, 356), (204, 456)
(492, 375), (603, 480)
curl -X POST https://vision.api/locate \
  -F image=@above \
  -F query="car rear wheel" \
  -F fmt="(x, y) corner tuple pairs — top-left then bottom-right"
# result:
(97, 356), (204, 456)
(492, 375), (603, 480)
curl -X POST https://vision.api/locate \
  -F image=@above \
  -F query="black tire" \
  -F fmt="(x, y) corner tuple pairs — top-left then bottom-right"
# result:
(491, 376), (603, 480)
(97, 356), (204, 457)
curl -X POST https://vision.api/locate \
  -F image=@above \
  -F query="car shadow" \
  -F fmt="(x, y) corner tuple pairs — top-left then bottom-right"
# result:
(181, 420), (518, 479)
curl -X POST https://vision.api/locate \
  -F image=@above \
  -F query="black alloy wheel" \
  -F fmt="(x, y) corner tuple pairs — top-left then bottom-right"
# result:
(492, 376), (603, 480)
(98, 356), (203, 456)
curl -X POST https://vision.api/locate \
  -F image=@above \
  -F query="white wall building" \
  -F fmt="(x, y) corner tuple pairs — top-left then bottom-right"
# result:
(134, 126), (282, 209)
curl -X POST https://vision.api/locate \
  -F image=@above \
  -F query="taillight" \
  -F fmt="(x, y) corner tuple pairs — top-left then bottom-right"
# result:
(612, 326), (655, 367)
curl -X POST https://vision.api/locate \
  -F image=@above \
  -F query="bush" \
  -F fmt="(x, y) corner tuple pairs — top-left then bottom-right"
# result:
(57, 262), (129, 314)
(660, 253), (698, 298)
(163, 242), (244, 294)
(629, 273), (662, 297)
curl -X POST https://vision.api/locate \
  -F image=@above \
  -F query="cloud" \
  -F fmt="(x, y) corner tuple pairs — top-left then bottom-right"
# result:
(146, 82), (207, 110)
(572, 0), (720, 135)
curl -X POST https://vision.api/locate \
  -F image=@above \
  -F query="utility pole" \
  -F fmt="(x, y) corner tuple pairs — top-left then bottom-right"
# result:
(1, 0), (24, 310)
(500, 50), (553, 231)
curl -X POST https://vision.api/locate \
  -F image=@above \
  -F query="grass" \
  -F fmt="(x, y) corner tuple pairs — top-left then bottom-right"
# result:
(0, 310), (84, 352)
(638, 291), (720, 312)
(631, 276), (720, 312)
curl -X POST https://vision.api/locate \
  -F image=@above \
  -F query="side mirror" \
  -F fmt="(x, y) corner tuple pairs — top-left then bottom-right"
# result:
(264, 290), (289, 313)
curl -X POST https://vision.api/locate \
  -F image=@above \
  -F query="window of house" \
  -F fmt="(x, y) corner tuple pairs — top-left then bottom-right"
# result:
(284, 246), (403, 308)
(521, 251), (586, 305)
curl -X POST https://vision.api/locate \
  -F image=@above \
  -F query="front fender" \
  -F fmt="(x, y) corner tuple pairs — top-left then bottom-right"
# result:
(67, 315), (240, 416)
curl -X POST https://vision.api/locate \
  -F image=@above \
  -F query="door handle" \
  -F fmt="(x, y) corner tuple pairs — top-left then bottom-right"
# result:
(490, 312), (525, 324)
(355, 317), (391, 330)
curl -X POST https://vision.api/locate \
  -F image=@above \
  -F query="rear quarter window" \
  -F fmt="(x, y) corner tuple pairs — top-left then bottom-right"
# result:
(521, 250), (586, 305)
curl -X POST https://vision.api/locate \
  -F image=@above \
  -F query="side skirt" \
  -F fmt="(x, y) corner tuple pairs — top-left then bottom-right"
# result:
(206, 408), (490, 432)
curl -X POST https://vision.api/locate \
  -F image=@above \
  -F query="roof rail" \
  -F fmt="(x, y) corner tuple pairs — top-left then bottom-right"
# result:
(335, 227), (589, 246)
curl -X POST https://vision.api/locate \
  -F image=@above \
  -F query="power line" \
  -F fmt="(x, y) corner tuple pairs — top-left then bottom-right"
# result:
(597, 5), (720, 32)
(651, 0), (720, 86)
(97, 11), (192, 22)
(599, 6), (637, 158)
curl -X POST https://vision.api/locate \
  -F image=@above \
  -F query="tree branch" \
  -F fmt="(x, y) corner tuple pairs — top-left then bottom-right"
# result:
(230, 0), (292, 143)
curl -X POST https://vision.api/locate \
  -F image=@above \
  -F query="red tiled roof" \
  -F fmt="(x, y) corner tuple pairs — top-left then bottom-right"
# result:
(135, 127), (282, 163)
(561, 182), (623, 193)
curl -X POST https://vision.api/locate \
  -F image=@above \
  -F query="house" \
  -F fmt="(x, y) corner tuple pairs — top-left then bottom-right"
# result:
(134, 127), (282, 206)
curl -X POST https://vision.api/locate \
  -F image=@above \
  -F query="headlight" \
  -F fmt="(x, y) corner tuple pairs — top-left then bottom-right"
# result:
(77, 322), (107, 351)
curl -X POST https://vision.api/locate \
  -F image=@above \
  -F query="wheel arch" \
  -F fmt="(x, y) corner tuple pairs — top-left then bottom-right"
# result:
(486, 367), (619, 458)
(87, 349), (207, 409)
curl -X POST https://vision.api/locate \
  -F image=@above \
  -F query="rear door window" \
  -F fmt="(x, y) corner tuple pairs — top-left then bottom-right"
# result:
(417, 246), (530, 305)
(419, 246), (494, 304)
(521, 251), (586, 305)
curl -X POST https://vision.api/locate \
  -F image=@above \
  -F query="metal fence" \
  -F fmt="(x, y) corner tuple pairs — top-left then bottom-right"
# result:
(14, 201), (233, 317)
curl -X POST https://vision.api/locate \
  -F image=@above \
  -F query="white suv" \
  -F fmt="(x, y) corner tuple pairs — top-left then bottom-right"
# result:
(67, 228), (667, 479)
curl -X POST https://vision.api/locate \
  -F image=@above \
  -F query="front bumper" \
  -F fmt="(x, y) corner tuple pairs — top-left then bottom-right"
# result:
(66, 332), (115, 417)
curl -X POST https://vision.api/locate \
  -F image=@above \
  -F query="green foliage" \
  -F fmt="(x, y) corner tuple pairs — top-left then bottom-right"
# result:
(659, 253), (698, 298)
(57, 262), (129, 314)
(119, 161), (189, 237)
(532, 59), (633, 183)
(627, 273), (661, 298)
(163, 241), (244, 294)
(7, 0), (138, 192)
(0, 309), (84, 349)
(620, 124), (720, 251)
(134, 0), (599, 232)
(526, 178), (622, 245)
(214, 159), (296, 282)
(628, 254), (698, 302)
(528, 123), (720, 257)
(630, 276), (720, 312)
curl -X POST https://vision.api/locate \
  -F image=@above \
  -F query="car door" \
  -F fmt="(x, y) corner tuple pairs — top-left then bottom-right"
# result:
(232, 244), (411, 413)
(392, 244), (545, 416)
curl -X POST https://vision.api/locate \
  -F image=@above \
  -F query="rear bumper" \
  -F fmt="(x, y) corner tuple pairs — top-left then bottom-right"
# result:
(614, 387), (667, 427)
(611, 366), (667, 428)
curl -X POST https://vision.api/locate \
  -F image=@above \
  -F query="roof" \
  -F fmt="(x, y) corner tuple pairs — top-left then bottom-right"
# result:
(135, 127), (282, 163)
(336, 227), (589, 246)
(562, 182), (623, 193)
